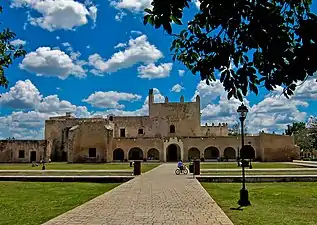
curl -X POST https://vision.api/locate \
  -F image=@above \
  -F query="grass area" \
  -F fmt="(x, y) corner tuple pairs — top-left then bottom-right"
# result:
(0, 182), (120, 225)
(0, 163), (159, 173)
(201, 171), (317, 175)
(202, 182), (317, 225)
(200, 163), (304, 169)
(0, 172), (132, 176)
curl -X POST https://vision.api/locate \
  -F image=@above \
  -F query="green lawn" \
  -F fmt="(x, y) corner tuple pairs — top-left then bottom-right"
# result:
(0, 163), (160, 173)
(200, 163), (303, 169)
(201, 171), (317, 175)
(0, 182), (120, 225)
(0, 172), (132, 176)
(202, 182), (317, 225)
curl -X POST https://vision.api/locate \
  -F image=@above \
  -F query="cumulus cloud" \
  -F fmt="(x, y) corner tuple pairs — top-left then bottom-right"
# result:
(137, 63), (172, 79)
(0, 80), (42, 109)
(178, 70), (185, 77)
(82, 91), (142, 109)
(89, 35), (163, 74)
(19, 47), (86, 79)
(10, 0), (97, 31)
(10, 39), (27, 46)
(171, 84), (184, 93)
(0, 81), (166, 139)
(110, 0), (152, 12)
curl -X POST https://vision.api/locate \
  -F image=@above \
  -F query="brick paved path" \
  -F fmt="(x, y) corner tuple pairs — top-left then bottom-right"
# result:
(43, 164), (233, 225)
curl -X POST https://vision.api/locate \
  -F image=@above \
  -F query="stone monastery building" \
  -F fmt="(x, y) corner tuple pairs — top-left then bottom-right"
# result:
(0, 89), (299, 163)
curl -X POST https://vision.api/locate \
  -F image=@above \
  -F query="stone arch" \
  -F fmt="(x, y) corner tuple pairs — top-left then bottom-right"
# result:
(240, 145), (256, 159)
(188, 147), (200, 160)
(223, 147), (236, 159)
(166, 144), (181, 162)
(113, 148), (124, 161)
(147, 148), (160, 160)
(204, 146), (220, 160)
(128, 147), (144, 160)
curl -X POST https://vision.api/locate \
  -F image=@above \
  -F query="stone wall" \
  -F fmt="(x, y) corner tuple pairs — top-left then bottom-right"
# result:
(0, 140), (51, 163)
(68, 121), (113, 163)
(259, 133), (300, 161)
(200, 123), (229, 136)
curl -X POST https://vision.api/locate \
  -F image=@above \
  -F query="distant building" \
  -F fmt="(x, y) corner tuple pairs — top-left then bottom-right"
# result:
(0, 89), (300, 163)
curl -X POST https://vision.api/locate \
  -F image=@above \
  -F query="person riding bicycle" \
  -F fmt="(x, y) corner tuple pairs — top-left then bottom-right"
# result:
(177, 160), (184, 172)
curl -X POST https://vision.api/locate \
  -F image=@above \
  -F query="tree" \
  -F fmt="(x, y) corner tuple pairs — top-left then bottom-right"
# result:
(286, 122), (313, 151)
(0, 6), (26, 89)
(144, 0), (317, 101)
(228, 121), (248, 136)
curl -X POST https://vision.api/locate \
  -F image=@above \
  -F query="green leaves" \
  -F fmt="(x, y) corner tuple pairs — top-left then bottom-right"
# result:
(144, 0), (317, 101)
(0, 6), (27, 89)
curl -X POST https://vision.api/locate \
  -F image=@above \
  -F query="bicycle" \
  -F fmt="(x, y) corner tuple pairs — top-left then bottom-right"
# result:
(175, 165), (188, 175)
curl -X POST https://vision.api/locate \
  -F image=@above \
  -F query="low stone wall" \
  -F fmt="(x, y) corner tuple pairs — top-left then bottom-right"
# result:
(196, 175), (317, 183)
(0, 175), (134, 183)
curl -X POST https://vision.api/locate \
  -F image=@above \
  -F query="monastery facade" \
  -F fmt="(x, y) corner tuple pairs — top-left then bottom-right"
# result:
(0, 89), (300, 163)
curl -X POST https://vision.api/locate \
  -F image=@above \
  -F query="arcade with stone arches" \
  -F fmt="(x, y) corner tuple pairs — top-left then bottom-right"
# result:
(111, 145), (256, 162)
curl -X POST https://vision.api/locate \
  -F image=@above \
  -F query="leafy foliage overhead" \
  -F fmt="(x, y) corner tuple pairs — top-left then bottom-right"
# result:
(0, 6), (26, 89)
(144, 0), (317, 101)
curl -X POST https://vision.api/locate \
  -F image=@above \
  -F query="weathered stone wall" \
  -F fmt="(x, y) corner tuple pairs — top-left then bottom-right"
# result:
(112, 137), (163, 160)
(260, 133), (300, 161)
(0, 140), (50, 163)
(113, 116), (152, 138)
(45, 115), (112, 161)
(68, 121), (112, 163)
(200, 123), (229, 136)
(149, 102), (201, 137)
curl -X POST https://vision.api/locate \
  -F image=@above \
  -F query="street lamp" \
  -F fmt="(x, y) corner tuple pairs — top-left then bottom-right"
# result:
(237, 103), (251, 207)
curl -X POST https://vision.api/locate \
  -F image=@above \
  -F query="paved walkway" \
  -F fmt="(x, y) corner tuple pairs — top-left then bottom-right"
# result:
(43, 164), (233, 225)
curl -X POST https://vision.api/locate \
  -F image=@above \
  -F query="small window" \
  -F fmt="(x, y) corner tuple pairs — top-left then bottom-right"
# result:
(89, 148), (96, 158)
(120, 128), (126, 137)
(19, 150), (25, 158)
(138, 129), (144, 135)
(170, 125), (175, 133)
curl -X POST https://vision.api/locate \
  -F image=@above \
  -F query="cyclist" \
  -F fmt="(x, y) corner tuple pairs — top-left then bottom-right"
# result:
(177, 160), (184, 172)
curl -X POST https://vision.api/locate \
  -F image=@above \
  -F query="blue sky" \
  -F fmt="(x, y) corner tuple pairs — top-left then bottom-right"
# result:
(0, 0), (317, 139)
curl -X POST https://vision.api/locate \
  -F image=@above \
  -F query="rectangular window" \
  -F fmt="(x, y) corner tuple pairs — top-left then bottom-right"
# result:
(138, 129), (144, 135)
(120, 128), (126, 137)
(18, 150), (25, 158)
(89, 148), (96, 158)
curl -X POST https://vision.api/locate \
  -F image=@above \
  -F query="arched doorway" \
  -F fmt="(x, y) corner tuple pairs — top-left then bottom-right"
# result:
(240, 145), (256, 159)
(204, 147), (220, 160)
(166, 144), (180, 162)
(113, 148), (124, 161)
(224, 147), (236, 159)
(188, 147), (200, 160)
(128, 147), (143, 160)
(147, 148), (160, 160)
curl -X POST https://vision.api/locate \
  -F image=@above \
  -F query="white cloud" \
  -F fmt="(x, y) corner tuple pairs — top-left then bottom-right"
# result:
(62, 42), (71, 47)
(137, 63), (172, 79)
(56, 36), (60, 40)
(82, 91), (142, 109)
(11, 0), (97, 31)
(0, 80), (90, 139)
(110, 0), (152, 12)
(131, 30), (143, 35)
(171, 84), (184, 93)
(178, 69), (185, 77)
(86, 45), (90, 49)
(89, 35), (163, 74)
(10, 39), (27, 46)
(194, 0), (200, 9)
(114, 11), (127, 21)
(114, 42), (127, 49)
(0, 80), (42, 109)
(19, 47), (86, 79)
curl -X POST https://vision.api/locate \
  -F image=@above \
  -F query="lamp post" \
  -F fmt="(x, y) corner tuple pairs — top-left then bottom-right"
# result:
(237, 103), (251, 207)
